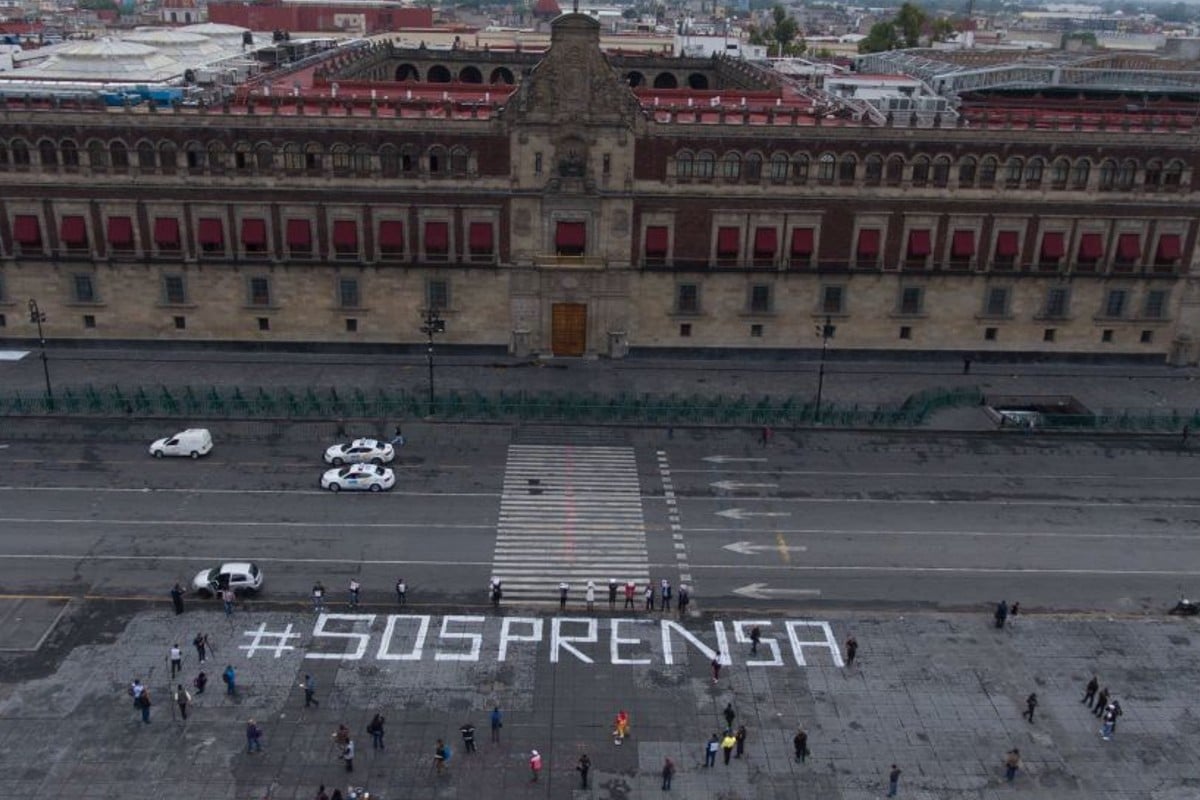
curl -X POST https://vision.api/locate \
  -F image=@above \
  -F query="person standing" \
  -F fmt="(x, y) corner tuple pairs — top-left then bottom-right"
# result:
(221, 589), (234, 617)
(222, 664), (237, 696)
(704, 734), (719, 768)
(661, 756), (675, 790)
(490, 578), (502, 608)
(749, 625), (761, 655)
(395, 577), (407, 606)
(586, 581), (596, 612)
(1022, 692), (1038, 723)
(614, 710), (630, 743)
(1101, 706), (1116, 740)
(529, 749), (543, 782)
(193, 632), (209, 664)
(1082, 675), (1099, 706)
(169, 644), (183, 678)
(678, 584), (690, 617)
(645, 583), (655, 611)
(301, 674), (318, 707)
(845, 636), (858, 668)
(559, 581), (569, 610)
(348, 580), (360, 609)
(246, 719), (262, 753)
(170, 583), (185, 615)
(720, 730), (736, 765)
(1110, 699), (1123, 731)
(341, 739), (354, 771)
(312, 582), (325, 613)
(887, 764), (901, 797)
(793, 729), (808, 762)
(576, 753), (591, 789)
(624, 580), (636, 610)
(711, 656), (722, 683)
(1004, 748), (1021, 782)
(434, 739), (449, 773)
(608, 579), (618, 609)
(490, 705), (502, 743)
(368, 714), (385, 750)
(1094, 687), (1110, 716)
(661, 579), (672, 612)
(136, 686), (152, 724)
(174, 684), (191, 720)
(129, 678), (145, 708)
(735, 724), (747, 758)
(723, 702), (736, 730)
(193, 671), (207, 695)
(994, 600), (1009, 629)
(390, 424), (405, 446)
(459, 721), (475, 753)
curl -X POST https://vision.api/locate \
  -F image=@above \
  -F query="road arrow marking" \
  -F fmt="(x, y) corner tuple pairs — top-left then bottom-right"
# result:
(733, 582), (822, 600)
(724, 541), (807, 555)
(716, 508), (792, 520)
(703, 456), (768, 464)
(711, 480), (778, 491)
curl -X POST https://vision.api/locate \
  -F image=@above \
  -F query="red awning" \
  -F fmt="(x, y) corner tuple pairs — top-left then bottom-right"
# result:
(857, 228), (880, 257)
(907, 229), (931, 257)
(286, 219), (311, 249)
(556, 221), (586, 250)
(644, 226), (668, 256)
(60, 215), (87, 246)
(1040, 232), (1065, 259)
(1156, 234), (1180, 261)
(1117, 233), (1141, 261)
(716, 226), (739, 255)
(153, 217), (180, 248)
(753, 227), (777, 256)
(333, 220), (358, 249)
(197, 217), (223, 246)
(468, 222), (493, 252)
(995, 230), (1020, 257)
(107, 217), (133, 247)
(241, 218), (266, 247)
(12, 215), (41, 246)
(790, 228), (814, 256)
(951, 230), (975, 258)
(378, 220), (405, 249)
(425, 221), (449, 252)
(1078, 232), (1103, 260)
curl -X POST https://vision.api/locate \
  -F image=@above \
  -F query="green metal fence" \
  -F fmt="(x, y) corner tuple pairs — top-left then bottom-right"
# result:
(0, 384), (990, 428)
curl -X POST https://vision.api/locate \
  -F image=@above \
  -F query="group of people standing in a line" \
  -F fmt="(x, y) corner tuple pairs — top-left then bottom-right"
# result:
(539, 577), (691, 616)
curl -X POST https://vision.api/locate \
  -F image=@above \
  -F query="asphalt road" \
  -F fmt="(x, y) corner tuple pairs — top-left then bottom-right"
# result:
(0, 423), (1197, 614)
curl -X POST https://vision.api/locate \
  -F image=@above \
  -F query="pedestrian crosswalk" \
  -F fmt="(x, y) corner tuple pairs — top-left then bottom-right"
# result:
(491, 444), (650, 603)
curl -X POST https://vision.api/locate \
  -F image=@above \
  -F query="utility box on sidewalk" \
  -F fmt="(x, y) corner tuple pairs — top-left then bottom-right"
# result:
(511, 329), (532, 358)
(1167, 334), (1197, 367)
(607, 330), (628, 359)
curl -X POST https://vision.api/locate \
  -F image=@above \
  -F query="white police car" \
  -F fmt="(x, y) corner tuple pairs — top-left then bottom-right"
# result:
(323, 438), (395, 466)
(321, 463), (396, 492)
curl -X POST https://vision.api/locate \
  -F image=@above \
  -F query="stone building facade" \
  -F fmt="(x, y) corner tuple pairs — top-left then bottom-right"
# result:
(0, 14), (1198, 361)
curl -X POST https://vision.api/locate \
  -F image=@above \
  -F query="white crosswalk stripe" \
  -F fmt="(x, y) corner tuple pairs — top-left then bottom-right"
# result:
(491, 444), (650, 602)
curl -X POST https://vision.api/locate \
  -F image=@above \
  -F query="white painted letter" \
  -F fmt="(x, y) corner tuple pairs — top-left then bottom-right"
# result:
(305, 613), (376, 660)
(551, 617), (597, 664)
(785, 620), (842, 667)
(498, 617), (543, 661)
(733, 620), (782, 666)
(610, 618), (653, 665)
(376, 615), (430, 661)
(661, 620), (730, 666)
(436, 615), (485, 662)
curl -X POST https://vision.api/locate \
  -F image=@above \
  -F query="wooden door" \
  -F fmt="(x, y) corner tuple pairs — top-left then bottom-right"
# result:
(551, 303), (587, 356)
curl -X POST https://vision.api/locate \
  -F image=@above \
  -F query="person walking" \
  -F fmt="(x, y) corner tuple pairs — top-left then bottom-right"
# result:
(174, 684), (191, 720)
(395, 577), (407, 606)
(1004, 748), (1021, 782)
(490, 578), (502, 608)
(735, 724), (747, 758)
(749, 625), (761, 655)
(434, 739), (450, 773)
(221, 588), (234, 617)
(711, 656), (722, 683)
(1094, 687), (1110, 716)
(529, 749), (543, 782)
(169, 644), (183, 678)
(645, 583), (655, 611)
(613, 710), (630, 744)
(129, 678), (145, 708)
(193, 671), (207, 695)
(1082, 675), (1099, 706)
(1110, 699), (1123, 731)
(193, 632), (209, 664)
(459, 721), (476, 753)
(845, 635), (858, 667)
(1022, 692), (1038, 723)
(678, 584), (690, 617)
(608, 579), (618, 609)
(1101, 706), (1116, 740)
(704, 734), (719, 768)
(624, 580), (636, 610)
(246, 719), (262, 753)
(368, 714), (385, 750)
(490, 705), (502, 743)
(661, 756), (675, 790)
(341, 739), (354, 772)
(887, 764), (902, 797)
(793, 729), (808, 762)
(559, 581), (569, 610)
(301, 674), (318, 707)
(390, 424), (405, 446)
(222, 664), (237, 696)
(348, 579), (361, 609)
(576, 753), (591, 789)
(723, 702), (736, 730)
(312, 582), (325, 613)
(720, 730), (736, 765)
(170, 583), (185, 615)
(661, 578), (672, 611)
(586, 580), (596, 612)
(135, 686), (152, 723)
(332, 724), (350, 749)
(994, 600), (1009, 629)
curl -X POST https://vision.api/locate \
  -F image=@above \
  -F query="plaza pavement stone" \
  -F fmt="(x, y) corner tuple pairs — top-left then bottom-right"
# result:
(0, 602), (1198, 799)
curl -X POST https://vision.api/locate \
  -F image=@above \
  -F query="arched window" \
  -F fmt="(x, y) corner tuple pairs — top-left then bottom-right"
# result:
(428, 145), (447, 175)
(958, 156), (977, 186)
(978, 156), (998, 187)
(205, 141), (225, 172)
(791, 153), (809, 183)
(1070, 158), (1090, 189)
(1144, 159), (1163, 187)
(254, 143), (274, 171)
(932, 155), (951, 187)
(1003, 157), (1022, 187)
(331, 143), (352, 173)
(449, 146), (469, 175)
(864, 154), (883, 186)
(0, 140), (8, 169)
(884, 155), (903, 186)
(1163, 159), (1184, 188)
(110, 140), (129, 171)
(1049, 157), (1069, 189)
(1098, 159), (1117, 190)
(87, 139), (109, 171)
(720, 152), (741, 180)
(184, 141), (205, 171)
(400, 146), (418, 175)
(769, 153), (788, 183)
(10, 138), (30, 167)
(353, 145), (373, 175)
(158, 141), (177, 171)
(136, 140), (156, 170)
(838, 154), (857, 183)
(1023, 157), (1043, 187)
(38, 139), (57, 169)
(1116, 159), (1136, 189)
(696, 151), (715, 179)
(745, 152), (763, 182)
(380, 145), (400, 178)
(232, 141), (252, 171)
(816, 152), (835, 184)
(283, 143), (304, 173)
(304, 143), (323, 174)
(911, 155), (930, 187)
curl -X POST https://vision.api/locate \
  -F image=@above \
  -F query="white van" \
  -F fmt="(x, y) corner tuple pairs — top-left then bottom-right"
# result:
(149, 428), (214, 459)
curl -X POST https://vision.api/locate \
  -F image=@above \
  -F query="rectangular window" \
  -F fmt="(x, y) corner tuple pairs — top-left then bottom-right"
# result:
(338, 278), (360, 309)
(1154, 234), (1181, 270)
(749, 284), (771, 313)
(1044, 328), (1056, 342)
(163, 275), (186, 305)
(107, 216), (135, 252)
(82, 314), (96, 329)
(984, 287), (1009, 317)
(286, 219), (313, 257)
(73, 273), (96, 303)
(984, 327), (997, 341)
(332, 220), (358, 258)
(899, 287), (923, 315)
(602, 154), (611, 175)
(994, 230), (1019, 269)
(534, 152), (543, 175)
(379, 220), (405, 258)
(468, 222), (494, 261)
(752, 228), (777, 266)
(249, 277), (271, 307)
(425, 221), (450, 259)
(153, 217), (181, 251)
(750, 323), (763, 337)
(644, 226), (669, 265)
(1144, 289), (1168, 319)
(1101, 329), (1114, 343)
(906, 229), (931, 267)
(241, 218), (268, 255)
(1076, 232), (1103, 271)
(1114, 233), (1140, 270)
(60, 215), (88, 250)
(950, 230), (975, 269)
(1104, 289), (1127, 318)
(257, 316), (270, 331)
(715, 226), (740, 266)
(1141, 329), (1154, 344)
(174, 315), (186, 330)
(899, 325), (912, 339)
(679, 322), (692, 337)
(197, 217), (224, 254)
(1044, 288), (1069, 319)
(13, 214), (42, 248)
(346, 318), (358, 332)
(675, 283), (699, 314)
(1039, 232), (1065, 270)
(856, 229), (880, 266)
(426, 279), (449, 311)
(821, 285), (844, 314)
(789, 228), (814, 268)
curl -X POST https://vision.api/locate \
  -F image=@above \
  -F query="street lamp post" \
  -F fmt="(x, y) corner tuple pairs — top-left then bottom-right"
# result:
(420, 307), (445, 414)
(813, 315), (833, 422)
(27, 298), (53, 410)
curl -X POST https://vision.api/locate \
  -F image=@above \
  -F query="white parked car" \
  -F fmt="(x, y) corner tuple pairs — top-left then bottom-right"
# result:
(321, 463), (396, 492)
(149, 428), (213, 459)
(192, 561), (263, 596)
(323, 438), (395, 466)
